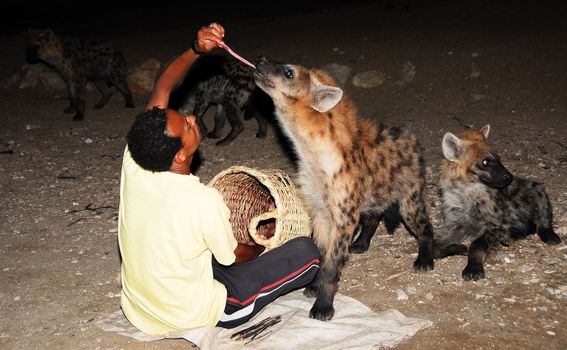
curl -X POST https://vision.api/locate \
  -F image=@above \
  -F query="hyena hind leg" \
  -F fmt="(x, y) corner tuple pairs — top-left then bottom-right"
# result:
(349, 204), (401, 254)
(92, 79), (113, 109)
(538, 227), (561, 245)
(399, 195), (434, 271)
(534, 190), (561, 244)
(349, 213), (380, 254)
(207, 104), (226, 139)
(109, 73), (134, 108)
(216, 103), (244, 146)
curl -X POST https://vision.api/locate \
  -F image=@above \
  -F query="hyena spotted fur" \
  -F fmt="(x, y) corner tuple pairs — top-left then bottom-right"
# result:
(253, 56), (435, 321)
(26, 28), (134, 121)
(437, 125), (561, 280)
(176, 55), (268, 145)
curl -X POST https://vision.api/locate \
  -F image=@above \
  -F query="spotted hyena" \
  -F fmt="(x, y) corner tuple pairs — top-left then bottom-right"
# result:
(437, 125), (561, 280)
(253, 56), (435, 321)
(177, 55), (269, 145)
(26, 28), (134, 121)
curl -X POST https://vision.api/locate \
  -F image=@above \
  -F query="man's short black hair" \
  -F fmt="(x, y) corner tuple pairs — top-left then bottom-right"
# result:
(126, 107), (183, 172)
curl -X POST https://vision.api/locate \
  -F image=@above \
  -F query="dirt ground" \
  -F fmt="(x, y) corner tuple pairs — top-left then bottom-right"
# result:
(1, 1), (566, 349)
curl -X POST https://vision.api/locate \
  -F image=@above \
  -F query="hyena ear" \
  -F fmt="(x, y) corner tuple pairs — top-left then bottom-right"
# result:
(442, 132), (464, 161)
(310, 84), (343, 113)
(480, 124), (490, 139)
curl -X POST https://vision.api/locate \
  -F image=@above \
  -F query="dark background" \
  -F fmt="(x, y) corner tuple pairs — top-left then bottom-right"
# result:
(3, 0), (566, 39)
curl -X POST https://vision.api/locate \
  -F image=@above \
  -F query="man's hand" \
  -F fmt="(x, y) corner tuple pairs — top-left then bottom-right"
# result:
(146, 22), (226, 110)
(195, 23), (225, 54)
(234, 242), (265, 264)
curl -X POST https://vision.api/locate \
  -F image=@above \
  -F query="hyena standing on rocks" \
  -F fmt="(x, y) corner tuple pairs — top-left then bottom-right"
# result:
(253, 56), (435, 321)
(437, 125), (561, 280)
(26, 28), (134, 121)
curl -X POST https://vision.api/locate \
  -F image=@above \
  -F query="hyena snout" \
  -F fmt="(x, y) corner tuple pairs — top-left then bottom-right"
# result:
(253, 56), (278, 89)
(480, 159), (514, 189)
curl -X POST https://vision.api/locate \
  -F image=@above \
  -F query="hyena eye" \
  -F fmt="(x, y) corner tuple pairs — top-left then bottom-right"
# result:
(284, 68), (294, 79)
(481, 158), (491, 167)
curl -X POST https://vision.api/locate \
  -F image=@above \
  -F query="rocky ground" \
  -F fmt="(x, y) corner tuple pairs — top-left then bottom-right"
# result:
(1, 1), (566, 349)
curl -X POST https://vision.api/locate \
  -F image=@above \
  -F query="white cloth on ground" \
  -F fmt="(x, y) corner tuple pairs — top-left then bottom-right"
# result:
(96, 289), (432, 349)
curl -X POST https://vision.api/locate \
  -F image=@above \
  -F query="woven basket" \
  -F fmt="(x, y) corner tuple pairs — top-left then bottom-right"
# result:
(208, 166), (312, 250)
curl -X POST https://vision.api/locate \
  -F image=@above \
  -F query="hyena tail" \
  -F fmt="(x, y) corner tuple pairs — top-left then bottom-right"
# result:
(383, 203), (401, 234)
(433, 241), (468, 259)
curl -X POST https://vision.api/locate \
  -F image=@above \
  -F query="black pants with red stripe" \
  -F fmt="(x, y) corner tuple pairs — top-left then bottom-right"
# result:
(213, 236), (320, 329)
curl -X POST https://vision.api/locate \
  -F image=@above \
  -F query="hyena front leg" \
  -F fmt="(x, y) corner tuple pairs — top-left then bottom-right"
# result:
(68, 79), (87, 121)
(399, 192), (434, 271)
(303, 213), (331, 298)
(534, 189), (561, 244)
(462, 225), (504, 280)
(310, 203), (360, 321)
(310, 223), (357, 321)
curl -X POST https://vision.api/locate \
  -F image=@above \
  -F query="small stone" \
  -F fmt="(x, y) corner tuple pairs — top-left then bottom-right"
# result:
(519, 264), (534, 273)
(322, 63), (352, 87)
(396, 289), (408, 300)
(352, 70), (386, 88)
(106, 292), (115, 298)
(546, 331), (556, 336)
(470, 62), (481, 78)
(84, 138), (93, 144)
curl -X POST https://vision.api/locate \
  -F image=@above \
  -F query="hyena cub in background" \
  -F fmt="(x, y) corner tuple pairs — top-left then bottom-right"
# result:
(26, 28), (134, 121)
(253, 56), (434, 321)
(176, 55), (269, 145)
(437, 125), (561, 280)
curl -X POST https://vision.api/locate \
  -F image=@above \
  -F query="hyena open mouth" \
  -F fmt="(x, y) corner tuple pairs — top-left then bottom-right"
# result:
(253, 57), (276, 89)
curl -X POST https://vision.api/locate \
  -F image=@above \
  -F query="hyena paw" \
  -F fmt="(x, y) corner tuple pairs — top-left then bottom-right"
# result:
(462, 263), (485, 281)
(309, 300), (335, 321)
(349, 241), (370, 254)
(72, 112), (85, 121)
(303, 285), (318, 298)
(215, 138), (233, 146)
(207, 132), (221, 139)
(413, 256), (434, 272)
(538, 229), (561, 245)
